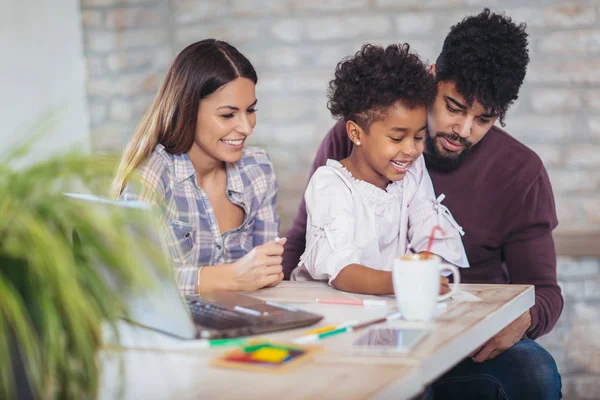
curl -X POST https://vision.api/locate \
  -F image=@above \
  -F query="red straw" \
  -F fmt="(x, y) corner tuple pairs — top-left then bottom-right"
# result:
(424, 225), (445, 258)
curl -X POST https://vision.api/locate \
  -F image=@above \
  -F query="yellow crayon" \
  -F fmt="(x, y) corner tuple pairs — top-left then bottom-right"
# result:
(251, 348), (289, 363)
(304, 325), (337, 335)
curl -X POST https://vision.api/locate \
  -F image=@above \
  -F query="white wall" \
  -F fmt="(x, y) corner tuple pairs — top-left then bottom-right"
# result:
(0, 0), (90, 164)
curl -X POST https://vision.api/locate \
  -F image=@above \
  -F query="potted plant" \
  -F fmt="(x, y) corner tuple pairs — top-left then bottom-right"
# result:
(0, 131), (162, 399)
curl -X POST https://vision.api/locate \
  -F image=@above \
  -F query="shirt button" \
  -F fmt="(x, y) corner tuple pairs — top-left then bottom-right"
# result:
(216, 244), (222, 250)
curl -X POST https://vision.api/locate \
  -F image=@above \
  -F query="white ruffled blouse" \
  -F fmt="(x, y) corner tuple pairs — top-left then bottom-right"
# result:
(291, 157), (469, 284)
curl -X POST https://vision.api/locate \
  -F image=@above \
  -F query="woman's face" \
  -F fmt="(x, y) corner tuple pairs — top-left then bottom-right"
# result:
(359, 101), (427, 188)
(192, 77), (257, 164)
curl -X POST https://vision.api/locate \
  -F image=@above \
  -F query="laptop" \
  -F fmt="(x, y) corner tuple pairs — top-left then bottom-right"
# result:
(64, 193), (323, 340)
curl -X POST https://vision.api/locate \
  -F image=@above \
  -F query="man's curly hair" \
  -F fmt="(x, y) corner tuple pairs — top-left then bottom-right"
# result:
(327, 43), (436, 131)
(435, 8), (529, 125)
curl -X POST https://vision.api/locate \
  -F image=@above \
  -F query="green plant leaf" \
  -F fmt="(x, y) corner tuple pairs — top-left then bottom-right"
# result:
(0, 124), (168, 399)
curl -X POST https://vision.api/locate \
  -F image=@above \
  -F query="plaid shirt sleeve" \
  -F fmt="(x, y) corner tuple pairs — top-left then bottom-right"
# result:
(252, 157), (280, 246)
(121, 179), (160, 204)
(120, 156), (201, 295)
(120, 157), (166, 205)
(174, 265), (201, 296)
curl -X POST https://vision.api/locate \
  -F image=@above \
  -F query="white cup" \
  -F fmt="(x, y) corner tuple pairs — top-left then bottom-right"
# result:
(392, 254), (460, 321)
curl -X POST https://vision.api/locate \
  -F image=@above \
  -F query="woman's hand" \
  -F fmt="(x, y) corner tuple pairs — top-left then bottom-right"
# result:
(264, 272), (284, 288)
(229, 238), (287, 291)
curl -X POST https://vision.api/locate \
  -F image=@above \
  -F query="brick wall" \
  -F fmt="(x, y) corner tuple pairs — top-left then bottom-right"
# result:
(540, 257), (600, 399)
(79, 1), (599, 398)
(80, 0), (600, 235)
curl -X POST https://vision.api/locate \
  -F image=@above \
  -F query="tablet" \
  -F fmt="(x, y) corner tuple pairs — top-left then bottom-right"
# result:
(351, 328), (429, 354)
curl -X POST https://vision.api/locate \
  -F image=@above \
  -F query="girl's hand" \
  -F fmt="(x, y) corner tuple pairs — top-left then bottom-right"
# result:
(440, 276), (450, 295)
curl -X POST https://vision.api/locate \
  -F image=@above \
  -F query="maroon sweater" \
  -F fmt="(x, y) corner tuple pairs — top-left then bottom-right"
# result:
(283, 120), (563, 339)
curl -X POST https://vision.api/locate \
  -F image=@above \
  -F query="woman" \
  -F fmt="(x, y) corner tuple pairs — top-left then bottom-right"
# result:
(112, 39), (285, 295)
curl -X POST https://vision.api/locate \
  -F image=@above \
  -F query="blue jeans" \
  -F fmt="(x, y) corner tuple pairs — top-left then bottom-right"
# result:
(425, 339), (562, 399)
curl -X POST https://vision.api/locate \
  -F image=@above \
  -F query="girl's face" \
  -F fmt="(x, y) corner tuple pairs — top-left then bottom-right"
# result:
(357, 101), (427, 188)
(191, 77), (257, 164)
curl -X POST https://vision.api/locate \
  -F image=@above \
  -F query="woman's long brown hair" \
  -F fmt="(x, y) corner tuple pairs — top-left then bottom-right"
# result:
(111, 39), (258, 197)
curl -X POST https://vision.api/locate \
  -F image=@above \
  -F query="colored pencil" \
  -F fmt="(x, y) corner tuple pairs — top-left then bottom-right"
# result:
(292, 312), (402, 344)
(315, 298), (388, 307)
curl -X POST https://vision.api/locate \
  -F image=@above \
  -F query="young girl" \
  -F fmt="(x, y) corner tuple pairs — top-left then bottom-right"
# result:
(292, 44), (469, 294)
(112, 39), (285, 296)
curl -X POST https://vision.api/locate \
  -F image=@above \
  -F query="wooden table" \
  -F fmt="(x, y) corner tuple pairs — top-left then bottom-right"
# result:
(99, 282), (534, 400)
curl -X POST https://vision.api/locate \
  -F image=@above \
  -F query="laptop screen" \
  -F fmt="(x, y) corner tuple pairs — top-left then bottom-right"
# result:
(64, 193), (198, 340)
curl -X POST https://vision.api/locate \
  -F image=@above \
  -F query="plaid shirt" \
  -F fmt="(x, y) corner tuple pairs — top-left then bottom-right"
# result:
(121, 144), (280, 295)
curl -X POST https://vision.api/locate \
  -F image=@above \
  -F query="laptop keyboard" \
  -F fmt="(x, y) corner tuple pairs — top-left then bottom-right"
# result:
(186, 298), (256, 330)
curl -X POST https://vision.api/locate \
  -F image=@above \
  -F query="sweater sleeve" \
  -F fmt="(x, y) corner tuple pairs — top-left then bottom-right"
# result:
(282, 119), (353, 279)
(503, 166), (563, 339)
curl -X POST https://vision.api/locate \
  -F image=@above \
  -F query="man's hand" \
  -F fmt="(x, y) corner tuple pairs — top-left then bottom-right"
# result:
(471, 310), (531, 363)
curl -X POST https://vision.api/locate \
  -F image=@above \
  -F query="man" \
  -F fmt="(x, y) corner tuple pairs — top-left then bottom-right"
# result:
(283, 9), (562, 399)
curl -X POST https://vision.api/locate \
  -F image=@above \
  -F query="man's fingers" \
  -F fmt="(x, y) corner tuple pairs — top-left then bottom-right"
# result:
(487, 350), (501, 361)
(472, 343), (495, 363)
(468, 345), (484, 358)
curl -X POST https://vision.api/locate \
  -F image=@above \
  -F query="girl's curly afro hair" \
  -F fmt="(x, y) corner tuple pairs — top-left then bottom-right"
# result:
(435, 8), (529, 125)
(327, 43), (436, 131)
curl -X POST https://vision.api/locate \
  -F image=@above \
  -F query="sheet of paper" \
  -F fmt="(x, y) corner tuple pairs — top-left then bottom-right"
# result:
(449, 290), (482, 303)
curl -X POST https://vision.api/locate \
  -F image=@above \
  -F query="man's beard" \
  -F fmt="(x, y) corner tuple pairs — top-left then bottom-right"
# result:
(424, 129), (472, 172)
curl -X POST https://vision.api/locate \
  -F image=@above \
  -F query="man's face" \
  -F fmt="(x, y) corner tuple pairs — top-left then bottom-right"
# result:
(425, 81), (498, 169)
